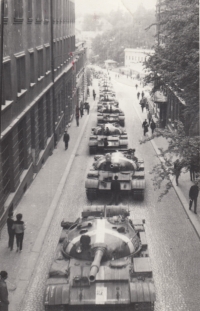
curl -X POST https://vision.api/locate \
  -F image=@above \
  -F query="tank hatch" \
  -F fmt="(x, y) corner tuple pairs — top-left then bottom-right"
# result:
(93, 123), (124, 136)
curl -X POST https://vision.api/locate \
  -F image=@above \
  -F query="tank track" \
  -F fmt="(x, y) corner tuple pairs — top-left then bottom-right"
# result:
(89, 146), (97, 155)
(86, 188), (98, 201)
(135, 301), (154, 311)
(132, 189), (144, 201)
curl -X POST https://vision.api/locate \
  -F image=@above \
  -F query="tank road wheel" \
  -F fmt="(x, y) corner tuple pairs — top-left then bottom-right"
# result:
(86, 188), (98, 201)
(89, 146), (97, 155)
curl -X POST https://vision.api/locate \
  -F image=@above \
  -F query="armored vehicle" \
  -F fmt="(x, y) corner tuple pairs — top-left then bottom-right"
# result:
(89, 123), (128, 154)
(85, 151), (145, 200)
(97, 106), (125, 127)
(97, 99), (119, 112)
(44, 205), (155, 311)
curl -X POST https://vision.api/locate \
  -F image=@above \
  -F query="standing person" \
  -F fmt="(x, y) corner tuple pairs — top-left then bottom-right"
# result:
(189, 162), (196, 181)
(135, 84), (138, 89)
(7, 212), (15, 251)
(63, 130), (70, 150)
(87, 88), (90, 96)
(109, 176), (121, 205)
(80, 104), (84, 117)
(140, 99), (145, 112)
(142, 119), (149, 136)
(137, 92), (140, 99)
(12, 213), (25, 253)
(93, 92), (96, 101)
(173, 159), (182, 186)
(75, 106), (79, 126)
(0, 271), (9, 311)
(141, 91), (144, 98)
(150, 119), (156, 135)
(189, 181), (199, 214)
(85, 102), (90, 114)
(147, 110), (152, 124)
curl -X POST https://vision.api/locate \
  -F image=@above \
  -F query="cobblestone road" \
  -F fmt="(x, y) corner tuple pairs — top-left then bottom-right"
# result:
(20, 78), (200, 311)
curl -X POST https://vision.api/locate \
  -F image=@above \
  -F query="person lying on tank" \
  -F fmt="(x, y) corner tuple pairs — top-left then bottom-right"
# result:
(104, 137), (109, 147)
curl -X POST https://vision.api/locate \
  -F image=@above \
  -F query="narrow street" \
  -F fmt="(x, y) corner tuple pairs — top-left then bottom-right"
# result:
(18, 76), (200, 311)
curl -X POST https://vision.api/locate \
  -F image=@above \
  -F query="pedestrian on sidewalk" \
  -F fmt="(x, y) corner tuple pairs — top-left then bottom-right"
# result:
(85, 102), (90, 114)
(142, 119), (149, 136)
(145, 100), (149, 111)
(173, 159), (182, 186)
(189, 181), (199, 214)
(135, 84), (138, 89)
(75, 106), (79, 126)
(12, 213), (25, 252)
(137, 92), (140, 99)
(189, 162), (196, 181)
(109, 176), (121, 205)
(7, 212), (15, 251)
(93, 89), (96, 100)
(150, 119), (156, 135)
(80, 103), (84, 117)
(63, 130), (70, 150)
(147, 110), (152, 124)
(140, 99), (145, 112)
(0, 271), (9, 311)
(141, 91), (144, 98)
(87, 88), (90, 96)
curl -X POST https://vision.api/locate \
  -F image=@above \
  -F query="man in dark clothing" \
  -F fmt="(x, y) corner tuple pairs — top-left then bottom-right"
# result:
(137, 92), (140, 99)
(75, 106), (79, 126)
(85, 102), (90, 114)
(135, 84), (138, 89)
(150, 119), (156, 134)
(189, 181), (199, 214)
(63, 130), (70, 150)
(109, 176), (121, 205)
(142, 119), (149, 136)
(189, 163), (196, 181)
(0, 271), (9, 311)
(7, 212), (15, 251)
(173, 159), (182, 186)
(141, 91), (144, 98)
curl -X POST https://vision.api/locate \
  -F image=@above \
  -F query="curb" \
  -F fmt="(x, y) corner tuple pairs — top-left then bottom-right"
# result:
(115, 78), (200, 239)
(16, 113), (91, 311)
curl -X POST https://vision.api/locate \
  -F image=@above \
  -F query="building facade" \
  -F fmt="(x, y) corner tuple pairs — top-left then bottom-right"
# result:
(124, 48), (154, 67)
(0, 0), (82, 225)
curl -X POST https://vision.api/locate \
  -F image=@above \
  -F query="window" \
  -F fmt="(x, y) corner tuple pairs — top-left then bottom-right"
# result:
(4, 0), (8, 22)
(45, 46), (50, 73)
(2, 60), (12, 104)
(1, 136), (11, 202)
(16, 55), (26, 94)
(44, 0), (49, 21)
(14, 0), (23, 20)
(38, 100), (43, 150)
(37, 49), (44, 79)
(29, 52), (35, 84)
(36, 0), (42, 22)
(27, 0), (32, 20)
(18, 119), (25, 175)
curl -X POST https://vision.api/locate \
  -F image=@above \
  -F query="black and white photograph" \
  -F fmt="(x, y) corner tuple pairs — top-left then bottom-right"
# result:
(0, 0), (199, 310)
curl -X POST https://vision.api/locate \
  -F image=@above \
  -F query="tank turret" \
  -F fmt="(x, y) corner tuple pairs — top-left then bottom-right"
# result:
(44, 206), (155, 310)
(85, 151), (145, 200)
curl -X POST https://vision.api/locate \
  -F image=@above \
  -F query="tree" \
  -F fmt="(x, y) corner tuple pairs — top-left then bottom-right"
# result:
(144, 0), (199, 131)
(140, 121), (200, 200)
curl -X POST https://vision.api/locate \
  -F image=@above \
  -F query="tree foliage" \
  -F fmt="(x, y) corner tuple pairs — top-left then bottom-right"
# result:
(144, 0), (199, 128)
(140, 121), (200, 200)
(91, 6), (156, 64)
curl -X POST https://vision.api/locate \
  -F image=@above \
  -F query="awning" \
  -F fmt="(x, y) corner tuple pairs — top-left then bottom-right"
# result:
(154, 91), (167, 103)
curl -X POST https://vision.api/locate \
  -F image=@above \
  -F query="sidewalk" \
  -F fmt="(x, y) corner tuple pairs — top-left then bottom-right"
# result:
(111, 72), (200, 237)
(0, 81), (97, 311)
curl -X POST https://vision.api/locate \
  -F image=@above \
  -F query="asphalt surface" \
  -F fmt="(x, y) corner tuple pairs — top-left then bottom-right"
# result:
(1, 75), (200, 311)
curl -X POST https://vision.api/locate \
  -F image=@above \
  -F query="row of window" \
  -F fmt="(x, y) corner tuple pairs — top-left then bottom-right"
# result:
(3, 36), (75, 105)
(126, 55), (146, 61)
(4, 0), (75, 23)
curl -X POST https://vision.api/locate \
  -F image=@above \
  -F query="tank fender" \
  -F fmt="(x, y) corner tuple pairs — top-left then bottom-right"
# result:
(130, 281), (156, 302)
(119, 139), (128, 145)
(131, 179), (145, 189)
(89, 140), (97, 147)
(85, 179), (99, 189)
(44, 282), (70, 306)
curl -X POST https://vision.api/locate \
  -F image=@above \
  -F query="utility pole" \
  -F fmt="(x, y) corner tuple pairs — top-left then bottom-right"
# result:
(0, 0), (4, 137)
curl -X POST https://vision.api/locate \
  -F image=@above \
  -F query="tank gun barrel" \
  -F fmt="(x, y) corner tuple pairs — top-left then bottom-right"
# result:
(89, 246), (106, 282)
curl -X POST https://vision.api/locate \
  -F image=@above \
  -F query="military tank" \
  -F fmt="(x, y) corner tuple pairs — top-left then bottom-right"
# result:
(44, 205), (155, 311)
(97, 97), (119, 112)
(85, 151), (145, 200)
(97, 106), (125, 127)
(89, 123), (128, 154)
